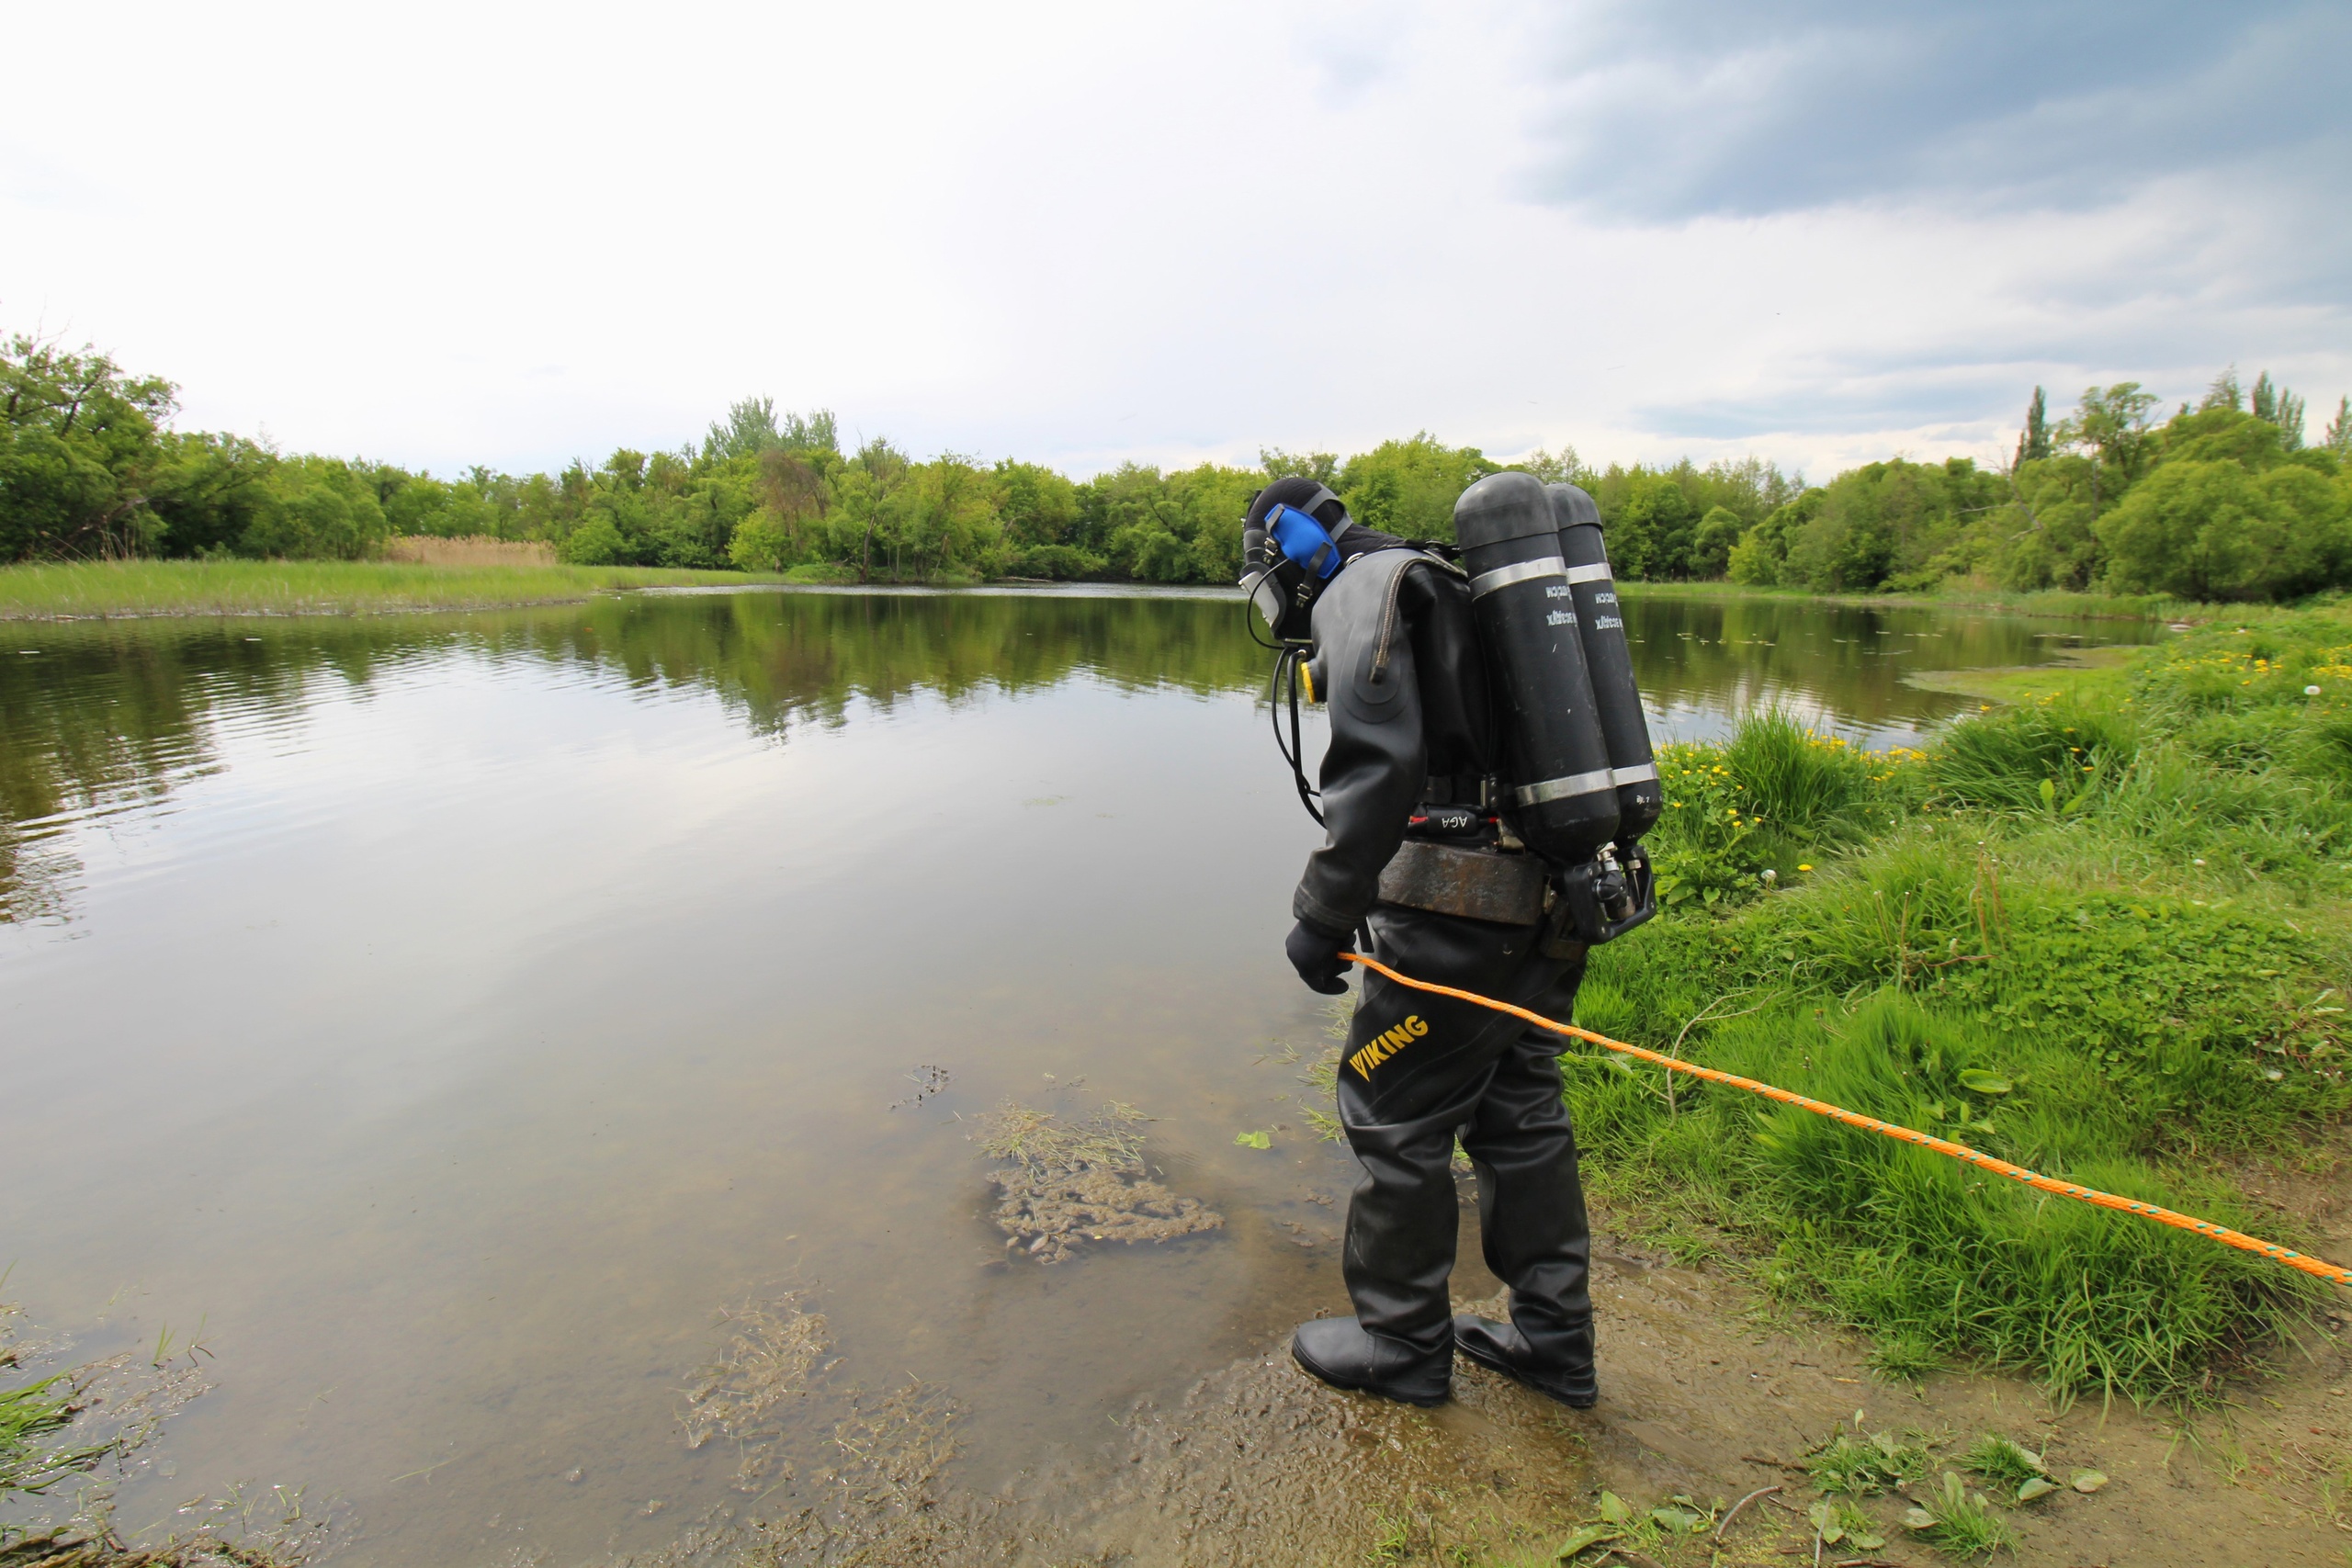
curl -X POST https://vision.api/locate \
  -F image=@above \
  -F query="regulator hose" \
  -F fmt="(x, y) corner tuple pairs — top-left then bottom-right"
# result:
(1269, 642), (1322, 827)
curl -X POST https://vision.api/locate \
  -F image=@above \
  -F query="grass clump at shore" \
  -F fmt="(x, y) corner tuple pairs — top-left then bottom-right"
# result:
(0, 558), (784, 620)
(1573, 609), (2352, 1403)
(3, 1294), (305, 1566)
(1618, 577), (2182, 623)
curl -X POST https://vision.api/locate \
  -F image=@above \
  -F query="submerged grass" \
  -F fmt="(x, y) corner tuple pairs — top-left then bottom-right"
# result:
(0, 558), (783, 620)
(976, 1100), (1223, 1264)
(2, 1294), (302, 1566)
(1576, 606), (2352, 1404)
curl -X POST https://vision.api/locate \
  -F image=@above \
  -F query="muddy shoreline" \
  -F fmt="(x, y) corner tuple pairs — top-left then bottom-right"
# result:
(590, 1190), (2352, 1568)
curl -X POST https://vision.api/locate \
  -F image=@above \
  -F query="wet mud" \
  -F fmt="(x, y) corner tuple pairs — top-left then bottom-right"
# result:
(605, 1208), (2352, 1567)
(582, 1089), (2352, 1566)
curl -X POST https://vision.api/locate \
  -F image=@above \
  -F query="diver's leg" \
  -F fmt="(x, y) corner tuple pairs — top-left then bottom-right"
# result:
(1295, 1031), (1491, 1405)
(1454, 956), (1600, 1406)
(1292, 909), (1551, 1406)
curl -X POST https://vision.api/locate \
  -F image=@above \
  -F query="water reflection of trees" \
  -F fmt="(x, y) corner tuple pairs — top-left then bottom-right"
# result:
(1621, 595), (2154, 730)
(0, 592), (1261, 920)
(0, 626), (319, 920)
(576, 591), (1267, 739)
(0, 590), (2153, 921)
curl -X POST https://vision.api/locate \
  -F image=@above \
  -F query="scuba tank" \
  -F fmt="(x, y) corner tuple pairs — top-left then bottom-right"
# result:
(1542, 482), (1659, 944)
(1452, 472), (1619, 864)
(1549, 484), (1663, 841)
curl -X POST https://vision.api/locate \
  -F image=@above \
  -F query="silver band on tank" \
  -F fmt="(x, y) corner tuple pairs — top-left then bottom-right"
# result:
(1611, 762), (1658, 785)
(1564, 563), (1613, 584)
(1511, 768), (1618, 807)
(1468, 558), (1567, 598)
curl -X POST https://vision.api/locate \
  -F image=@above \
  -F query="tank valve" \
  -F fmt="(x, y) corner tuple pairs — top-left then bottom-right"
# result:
(1555, 843), (1657, 945)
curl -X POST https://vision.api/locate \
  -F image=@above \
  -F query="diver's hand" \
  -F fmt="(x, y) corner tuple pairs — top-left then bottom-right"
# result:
(1284, 919), (1352, 995)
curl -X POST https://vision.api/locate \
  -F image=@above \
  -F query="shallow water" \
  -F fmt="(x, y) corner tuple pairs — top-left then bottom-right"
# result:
(0, 586), (2152, 1562)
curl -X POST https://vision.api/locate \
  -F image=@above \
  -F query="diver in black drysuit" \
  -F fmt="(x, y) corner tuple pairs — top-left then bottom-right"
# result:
(1247, 478), (1598, 1410)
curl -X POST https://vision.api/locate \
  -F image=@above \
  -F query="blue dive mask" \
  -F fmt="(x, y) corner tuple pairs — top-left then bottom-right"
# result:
(1266, 502), (1343, 581)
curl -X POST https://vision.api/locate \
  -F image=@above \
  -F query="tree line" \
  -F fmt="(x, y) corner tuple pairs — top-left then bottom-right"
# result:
(1724, 372), (2352, 603)
(6, 328), (2347, 602)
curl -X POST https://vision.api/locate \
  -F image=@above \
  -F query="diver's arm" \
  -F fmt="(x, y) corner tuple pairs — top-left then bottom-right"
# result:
(1292, 572), (1428, 936)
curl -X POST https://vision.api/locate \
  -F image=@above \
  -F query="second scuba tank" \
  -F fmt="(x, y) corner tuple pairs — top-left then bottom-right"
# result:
(1548, 483), (1663, 841)
(1453, 471), (1619, 865)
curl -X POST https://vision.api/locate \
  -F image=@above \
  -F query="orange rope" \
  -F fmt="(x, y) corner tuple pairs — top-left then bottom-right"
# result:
(1339, 951), (2352, 1290)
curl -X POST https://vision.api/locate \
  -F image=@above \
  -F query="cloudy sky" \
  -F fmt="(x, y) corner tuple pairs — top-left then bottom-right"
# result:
(6, 1), (2346, 480)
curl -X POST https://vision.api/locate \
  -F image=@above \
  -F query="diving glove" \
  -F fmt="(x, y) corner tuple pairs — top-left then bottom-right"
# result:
(1284, 918), (1351, 995)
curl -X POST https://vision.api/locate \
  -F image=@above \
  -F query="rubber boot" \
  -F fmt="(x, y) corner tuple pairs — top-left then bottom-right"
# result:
(1453, 1024), (1600, 1407)
(1292, 1316), (1452, 1407)
(1453, 1313), (1597, 1407)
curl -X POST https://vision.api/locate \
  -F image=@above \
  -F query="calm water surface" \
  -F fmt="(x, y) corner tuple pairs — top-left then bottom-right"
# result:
(0, 586), (2152, 1561)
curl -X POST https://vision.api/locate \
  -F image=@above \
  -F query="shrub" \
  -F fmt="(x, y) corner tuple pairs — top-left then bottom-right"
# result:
(1725, 525), (1781, 585)
(558, 515), (628, 566)
(729, 506), (800, 572)
(2098, 458), (2352, 602)
(1009, 543), (1104, 581)
(237, 456), (389, 560)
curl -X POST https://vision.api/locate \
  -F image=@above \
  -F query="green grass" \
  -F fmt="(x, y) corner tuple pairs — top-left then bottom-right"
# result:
(1622, 577), (2179, 622)
(0, 1372), (88, 1495)
(1903, 1472), (2014, 1557)
(1573, 610), (2352, 1403)
(0, 558), (790, 619)
(1961, 1434), (2049, 1491)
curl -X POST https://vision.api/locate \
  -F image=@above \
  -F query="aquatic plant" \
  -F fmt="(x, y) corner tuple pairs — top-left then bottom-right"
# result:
(977, 1100), (1222, 1263)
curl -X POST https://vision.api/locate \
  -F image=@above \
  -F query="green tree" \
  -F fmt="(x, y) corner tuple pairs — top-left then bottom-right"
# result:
(1604, 470), (1699, 579)
(705, 398), (839, 462)
(243, 457), (389, 559)
(846, 437), (911, 581)
(1689, 504), (1745, 579)
(1780, 458), (2000, 592)
(144, 433), (278, 558)
(1992, 455), (2102, 591)
(993, 459), (1080, 550)
(1260, 447), (1338, 486)
(1726, 491), (1818, 587)
(2250, 371), (2306, 450)
(0, 333), (178, 559)
(560, 514), (628, 565)
(2057, 382), (2160, 520)
(2014, 386), (2052, 466)
(1507, 446), (1589, 485)
(2098, 457), (2350, 601)
(1335, 434), (1496, 540)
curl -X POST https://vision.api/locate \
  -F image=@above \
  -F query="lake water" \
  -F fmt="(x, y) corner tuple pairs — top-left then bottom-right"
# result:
(0, 586), (2152, 1561)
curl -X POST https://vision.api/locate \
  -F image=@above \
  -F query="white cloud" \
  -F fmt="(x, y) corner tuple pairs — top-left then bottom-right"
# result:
(2, 0), (2345, 482)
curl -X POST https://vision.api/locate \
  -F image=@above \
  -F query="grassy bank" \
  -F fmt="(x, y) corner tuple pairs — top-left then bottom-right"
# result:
(0, 558), (797, 620)
(1622, 577), (2184, 623)
(2, 557), (2208, 625)
(1577, 605), (2352, 1402)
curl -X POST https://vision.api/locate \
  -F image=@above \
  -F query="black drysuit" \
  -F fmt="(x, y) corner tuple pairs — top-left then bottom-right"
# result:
(1293, 547), (1596, 1373)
